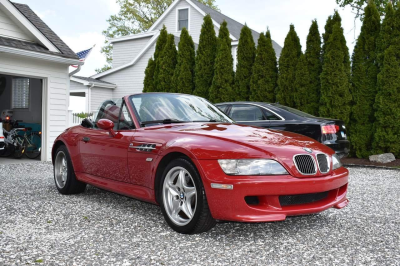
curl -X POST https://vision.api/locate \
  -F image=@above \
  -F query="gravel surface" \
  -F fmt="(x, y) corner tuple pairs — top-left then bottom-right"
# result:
(0, 162), (399, 265)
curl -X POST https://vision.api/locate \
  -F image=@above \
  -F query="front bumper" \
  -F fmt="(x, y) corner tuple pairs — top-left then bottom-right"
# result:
(197, 160), (349, 222)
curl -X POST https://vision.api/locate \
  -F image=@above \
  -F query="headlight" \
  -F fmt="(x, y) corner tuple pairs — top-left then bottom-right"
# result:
(218, 159), (288, 175)
(332, 154), (342, 170)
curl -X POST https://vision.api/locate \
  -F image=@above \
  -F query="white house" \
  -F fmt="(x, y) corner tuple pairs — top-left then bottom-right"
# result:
(0, 0), (83, 161)
(73, 0), (282, 110)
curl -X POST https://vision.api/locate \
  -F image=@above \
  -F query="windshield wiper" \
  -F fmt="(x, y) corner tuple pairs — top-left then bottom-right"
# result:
(141, 119), (187, 127)
(192, 119), (218, 122)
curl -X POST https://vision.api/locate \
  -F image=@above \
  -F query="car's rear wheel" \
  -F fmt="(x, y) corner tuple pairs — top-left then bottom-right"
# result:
(160, 158), (216, 234)
(54, 145), (86, 194)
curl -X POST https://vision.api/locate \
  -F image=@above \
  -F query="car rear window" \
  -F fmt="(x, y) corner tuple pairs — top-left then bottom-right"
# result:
(271, 104), (316, 118)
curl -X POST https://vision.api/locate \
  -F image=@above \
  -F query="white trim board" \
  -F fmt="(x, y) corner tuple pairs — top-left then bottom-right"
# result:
(91, 31), (160, 79)
(0, 0), (60, 52)
(70, 76), (117, 89)
(109, 31), (158, 44)
(0, 45), (83, 65)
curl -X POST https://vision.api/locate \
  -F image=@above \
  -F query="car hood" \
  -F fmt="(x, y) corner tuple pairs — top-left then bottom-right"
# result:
(145, 122), (334, 157)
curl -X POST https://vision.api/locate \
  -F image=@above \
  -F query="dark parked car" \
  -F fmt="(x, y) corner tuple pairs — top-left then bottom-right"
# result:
(215, 102), (350, 158)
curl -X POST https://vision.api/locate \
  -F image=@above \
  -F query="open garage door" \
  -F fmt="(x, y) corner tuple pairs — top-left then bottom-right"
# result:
(0, 74), (43, 164)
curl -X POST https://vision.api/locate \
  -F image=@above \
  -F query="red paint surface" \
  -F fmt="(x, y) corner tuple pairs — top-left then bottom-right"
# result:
(52, 95), (349, 222)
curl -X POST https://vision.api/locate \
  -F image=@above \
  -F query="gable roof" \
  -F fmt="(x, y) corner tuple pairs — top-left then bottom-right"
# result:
(10, 2), (78, 60)
(190, 0), (281, 57)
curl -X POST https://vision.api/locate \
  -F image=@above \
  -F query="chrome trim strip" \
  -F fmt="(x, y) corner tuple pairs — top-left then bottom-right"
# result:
(223, 103), (286, 121)
(293, 154), (317, 175)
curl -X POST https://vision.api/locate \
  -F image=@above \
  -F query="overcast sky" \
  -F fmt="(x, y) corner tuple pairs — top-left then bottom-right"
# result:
(16, 0), (361, 78)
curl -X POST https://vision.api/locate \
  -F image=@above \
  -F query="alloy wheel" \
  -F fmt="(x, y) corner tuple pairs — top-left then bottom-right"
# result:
(55, 151), (68, 189)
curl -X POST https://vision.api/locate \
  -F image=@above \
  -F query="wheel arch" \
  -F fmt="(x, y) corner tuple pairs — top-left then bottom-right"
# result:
(52, 140), (66, 165)
(154, 151), (199, 205)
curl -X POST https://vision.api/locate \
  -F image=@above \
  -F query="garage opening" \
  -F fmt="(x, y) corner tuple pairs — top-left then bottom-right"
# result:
(0, 74), (43, 163)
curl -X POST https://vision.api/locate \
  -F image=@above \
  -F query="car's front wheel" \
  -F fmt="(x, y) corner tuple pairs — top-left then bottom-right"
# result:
(160, 158), (216, 234)
(54, 145), (86, 194)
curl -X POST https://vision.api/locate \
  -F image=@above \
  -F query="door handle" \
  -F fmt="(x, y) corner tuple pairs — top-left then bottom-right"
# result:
(82, 137), (90, 143)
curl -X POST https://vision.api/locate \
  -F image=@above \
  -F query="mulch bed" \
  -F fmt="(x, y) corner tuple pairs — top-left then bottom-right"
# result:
(342, 157), (400, 168)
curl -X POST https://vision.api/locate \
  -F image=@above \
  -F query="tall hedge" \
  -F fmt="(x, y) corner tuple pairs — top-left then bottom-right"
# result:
(250, 31), (278, 103)
(322, 11), (341, 63)
(320, 23), (352, 124)
(294, 53), (312, 111)
(350, 1), (381, 158)
(143, 58), (155, 92)
(172, 28), (195, 94)
(153, 25), (168, 91)
(157, 34), (177, 92)
(373, 45), (400, 157)
(376, 2), (395, 70)
(209, 21), (234, 103)
(276, 24), (302, 107)
(193, 15), (217, 99)
(235, 25), (256, 101)
(304, 20), (322, 115)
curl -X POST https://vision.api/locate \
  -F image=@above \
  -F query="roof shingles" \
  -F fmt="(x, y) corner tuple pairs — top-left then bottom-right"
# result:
(0, 2), (79, 60)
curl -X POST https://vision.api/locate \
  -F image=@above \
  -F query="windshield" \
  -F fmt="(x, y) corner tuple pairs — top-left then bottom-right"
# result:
(271, 103), (316, 118)
(130, 93), (234, 126)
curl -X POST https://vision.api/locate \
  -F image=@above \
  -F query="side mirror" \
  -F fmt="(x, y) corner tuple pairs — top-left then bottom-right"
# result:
(97, 119), (115, 137)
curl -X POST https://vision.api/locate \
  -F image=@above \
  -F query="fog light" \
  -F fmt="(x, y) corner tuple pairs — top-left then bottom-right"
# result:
(211, 183), (233, 190)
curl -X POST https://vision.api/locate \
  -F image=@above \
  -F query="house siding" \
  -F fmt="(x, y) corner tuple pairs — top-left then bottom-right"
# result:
(112, 36), (153, 68)
(0, 8), (33, 41)
(100, 43), (155, 98)
(0, 53), (70, 161)
(154, 0), (213, 44)
(90, 87), (113, 112)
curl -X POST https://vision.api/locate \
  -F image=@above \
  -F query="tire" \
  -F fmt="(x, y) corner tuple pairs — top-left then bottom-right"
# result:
(54, 145), (86, 195)
(160, 158), (216, 234)
(25, 133), (41, 159)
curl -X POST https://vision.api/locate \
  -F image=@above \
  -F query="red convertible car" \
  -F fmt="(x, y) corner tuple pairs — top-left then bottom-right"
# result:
(52, 93), (349, 234)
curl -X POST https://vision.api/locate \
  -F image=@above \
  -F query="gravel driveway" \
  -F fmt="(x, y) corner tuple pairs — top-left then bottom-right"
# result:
(0, 162), (399, 265)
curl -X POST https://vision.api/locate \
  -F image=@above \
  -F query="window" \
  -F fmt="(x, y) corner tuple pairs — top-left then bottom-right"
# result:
(263, 109), (281, 120)
(178, 8), (189, 31)
(216, 104), (228, 113)
(229, 105), (265, 121)
(12, 78), (30, 109)
(118, 102), (134, 130)
(94, 99), (122, 130)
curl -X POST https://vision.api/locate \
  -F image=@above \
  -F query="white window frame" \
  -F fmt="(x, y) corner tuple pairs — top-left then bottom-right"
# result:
(176, 7), (190, 32)
(11, 77), (30, 109)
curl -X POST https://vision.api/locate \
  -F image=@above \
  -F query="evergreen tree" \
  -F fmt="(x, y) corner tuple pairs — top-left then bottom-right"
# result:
(294, 53), (312, 112)
(350, 1), (381, 158)
(143, 58), (155, 92)
(218, 21), (231, 50)
(320, 24), (352, 124)
(276, 24), (302, 107)
(250, 31), (278, 103)
(193, 15), (218, 99)
(157, 34), (177, 92)
(373, 45), (400, 157)
(235, 25), (256, 101)
(209, 22), (235, 103)
(376, 2), (395, 69)
(172, 28), (195, 94)
(304, 20), (322, 115)
(153, 26), (168, 91)
(322, 11), (341, 63)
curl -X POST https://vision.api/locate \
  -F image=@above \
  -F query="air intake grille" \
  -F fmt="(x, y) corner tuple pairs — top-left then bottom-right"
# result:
(279, 191), (329, 206)
(294, 155), (316, 175)
(317, 154), (329, 173)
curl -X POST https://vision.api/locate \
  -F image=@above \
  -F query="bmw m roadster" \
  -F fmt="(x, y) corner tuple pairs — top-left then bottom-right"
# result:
(52, 93), (349, 234)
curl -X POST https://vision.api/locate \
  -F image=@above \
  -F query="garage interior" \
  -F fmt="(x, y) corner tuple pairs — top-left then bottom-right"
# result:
(0, 73), (43, 162)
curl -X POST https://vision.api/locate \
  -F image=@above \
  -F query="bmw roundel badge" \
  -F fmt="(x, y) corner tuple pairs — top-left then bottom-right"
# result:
(303, 147), (313, 153)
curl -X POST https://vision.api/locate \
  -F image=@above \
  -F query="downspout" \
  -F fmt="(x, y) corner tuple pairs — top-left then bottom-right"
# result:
(88, 83), (94, 113)
(69, 65), (81, 77)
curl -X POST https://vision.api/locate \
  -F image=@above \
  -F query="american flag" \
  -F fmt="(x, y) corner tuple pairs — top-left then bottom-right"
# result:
(72, 45), (95, 68)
